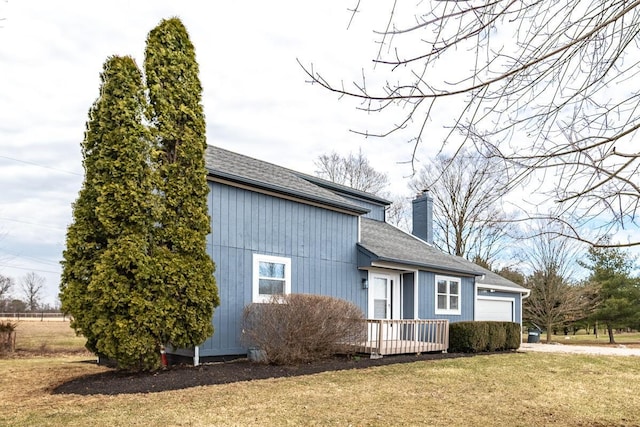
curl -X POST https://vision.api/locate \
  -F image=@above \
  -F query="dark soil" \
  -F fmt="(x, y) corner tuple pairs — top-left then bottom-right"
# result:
(52, 351), (481, 396)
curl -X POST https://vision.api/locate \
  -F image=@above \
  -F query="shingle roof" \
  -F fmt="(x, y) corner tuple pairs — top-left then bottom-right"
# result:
(298, 173), (392, 206)
(204, 145), (369, 215)
(359, 218), (528, 293)
(358, 218), (479, 275)
(463, 262), (529, 292)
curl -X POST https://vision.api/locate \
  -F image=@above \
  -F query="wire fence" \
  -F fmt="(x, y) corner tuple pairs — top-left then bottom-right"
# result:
(0, 312), (69, 321)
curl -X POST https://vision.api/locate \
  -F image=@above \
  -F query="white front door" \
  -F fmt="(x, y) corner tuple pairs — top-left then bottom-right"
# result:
(368, 272), (401, 341)
(370, 274), (391, 320)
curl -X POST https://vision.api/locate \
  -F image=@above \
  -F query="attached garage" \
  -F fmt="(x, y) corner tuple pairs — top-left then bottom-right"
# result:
(476, 297), (515, 322)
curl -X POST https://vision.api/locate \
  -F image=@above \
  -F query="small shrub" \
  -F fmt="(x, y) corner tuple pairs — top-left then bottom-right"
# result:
(449, 321), (521, 353)
(242, 294), (366, 365)
(503, 322), (522, 349)
(487, 323), (507, 351)
(449, 322), (483, 353)
(0, 320), (17, 354)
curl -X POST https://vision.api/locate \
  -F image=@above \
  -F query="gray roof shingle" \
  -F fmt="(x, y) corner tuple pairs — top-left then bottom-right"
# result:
(359, 218), (479, 275)
(204, 145), (369, 215)
(359, 218), (528, 292)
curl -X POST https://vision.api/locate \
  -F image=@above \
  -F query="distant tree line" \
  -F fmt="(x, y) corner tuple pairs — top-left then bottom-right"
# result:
(504, 230), (639, 344)
(0, 271), (55, 312)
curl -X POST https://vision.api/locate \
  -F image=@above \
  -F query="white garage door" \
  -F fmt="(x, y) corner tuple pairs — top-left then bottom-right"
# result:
(476, 298), (514, 321)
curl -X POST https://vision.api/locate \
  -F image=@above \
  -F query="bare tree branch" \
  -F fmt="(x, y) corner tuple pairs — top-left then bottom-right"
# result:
(410, 148), (517, 264)
(20, 272), (44, 312)
(314, 148), (389, 195)
(301, 0), (640, 247)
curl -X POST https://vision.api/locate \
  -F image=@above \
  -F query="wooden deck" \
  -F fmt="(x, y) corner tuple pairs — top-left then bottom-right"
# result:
(347, 319), (449, 357)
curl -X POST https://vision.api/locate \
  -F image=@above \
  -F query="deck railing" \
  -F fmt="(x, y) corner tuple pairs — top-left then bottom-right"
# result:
(348, 319), (449, 356)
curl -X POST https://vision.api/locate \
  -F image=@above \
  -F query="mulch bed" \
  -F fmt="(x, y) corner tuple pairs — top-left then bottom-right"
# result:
(52, 351), (482, 396)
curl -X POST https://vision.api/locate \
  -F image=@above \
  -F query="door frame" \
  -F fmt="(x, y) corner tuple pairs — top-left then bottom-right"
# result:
(367, 270), (401, 320)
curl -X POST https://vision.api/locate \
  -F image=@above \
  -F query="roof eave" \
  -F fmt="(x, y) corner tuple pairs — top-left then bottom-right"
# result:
(477, 282), (530, 295)
(356, 244), (481, 276)
(208, 169), (370, 215)
(298, 174), (392, 205)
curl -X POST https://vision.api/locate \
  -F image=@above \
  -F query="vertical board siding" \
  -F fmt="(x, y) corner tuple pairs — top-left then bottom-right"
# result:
(417, 271), (475, 322)
(402, 273), (415, 319)
(334, 193), (386, 221)
(200, 182), (364, 356)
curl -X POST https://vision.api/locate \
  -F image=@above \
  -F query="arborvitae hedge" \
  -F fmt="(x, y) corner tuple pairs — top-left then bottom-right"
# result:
(144, 18), (219, 350)
(61, 56), (154, 368)
(449, 321), (521, 353)
(61, 18), (221, 370)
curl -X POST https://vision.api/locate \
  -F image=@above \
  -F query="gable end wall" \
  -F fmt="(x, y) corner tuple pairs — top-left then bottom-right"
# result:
(201, 181), (366, 357)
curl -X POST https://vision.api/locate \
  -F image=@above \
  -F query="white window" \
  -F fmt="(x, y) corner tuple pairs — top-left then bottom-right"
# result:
(435, 275), (461, 315)
(252, 254), (291, 303)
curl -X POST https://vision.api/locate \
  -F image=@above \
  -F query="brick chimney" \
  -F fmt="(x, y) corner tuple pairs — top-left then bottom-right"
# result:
(412, 189), (433, 244)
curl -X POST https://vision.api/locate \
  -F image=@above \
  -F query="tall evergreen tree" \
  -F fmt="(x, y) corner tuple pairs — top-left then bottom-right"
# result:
(60, 57), (116, 353)
(144, 18), (219, 349)
(61, 56), (158, 369)
(581, 244), (640, 344)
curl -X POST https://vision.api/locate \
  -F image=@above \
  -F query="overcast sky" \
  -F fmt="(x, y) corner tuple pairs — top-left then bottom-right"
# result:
(1, 1), (445, 305)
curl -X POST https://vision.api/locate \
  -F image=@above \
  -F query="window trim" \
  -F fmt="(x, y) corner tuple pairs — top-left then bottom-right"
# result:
(434, 275), (462, 315)
(252, 254), (291, 303)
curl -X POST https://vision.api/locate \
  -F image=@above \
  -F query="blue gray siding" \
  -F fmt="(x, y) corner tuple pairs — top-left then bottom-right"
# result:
(201, 181), (365, 357)
(337, 193), (386, 221)
(402, 273), (415, 319)
(412, 193), (433, 244)
(417, 271), (475, 322)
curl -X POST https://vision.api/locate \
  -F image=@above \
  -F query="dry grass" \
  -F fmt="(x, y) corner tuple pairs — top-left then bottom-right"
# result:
(1, 352), (639, 426)
(10, 320), (88, 355)
(540, 331), (640, 348)
(3, 323), (639, 426)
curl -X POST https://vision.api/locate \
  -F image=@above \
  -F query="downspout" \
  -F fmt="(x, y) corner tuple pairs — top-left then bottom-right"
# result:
(520, 290), (530, 345)
(413, 270), (419, 319)
(194, 345), (200, 367)
(473, 281), (479, 321)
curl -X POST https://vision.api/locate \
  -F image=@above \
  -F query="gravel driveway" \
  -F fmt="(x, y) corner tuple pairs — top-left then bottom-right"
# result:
(519, 342), (640, 356)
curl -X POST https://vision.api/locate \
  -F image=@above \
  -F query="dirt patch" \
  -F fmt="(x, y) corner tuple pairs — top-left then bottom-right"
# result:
(52, 351), (490, 396)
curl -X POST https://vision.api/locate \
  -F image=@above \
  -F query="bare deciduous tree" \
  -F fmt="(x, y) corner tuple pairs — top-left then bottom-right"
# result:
(314, 149), (389, 195)
(20, 272), (44, 312)
(522, 221), (594, 342)
(410, 148), (516, 265)
(314, 149), (412, 229)
(302, 0), (640, 247)
(384, 196), (410, 231)
(0, 274), (12, 301)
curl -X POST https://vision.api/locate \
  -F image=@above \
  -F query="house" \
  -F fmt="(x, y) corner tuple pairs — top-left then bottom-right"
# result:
(170, 146), (529, 363)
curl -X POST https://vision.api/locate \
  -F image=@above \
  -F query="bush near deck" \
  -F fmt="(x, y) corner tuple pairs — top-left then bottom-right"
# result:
(242, 294), (365, 364)
(449, 321), (521, 353)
